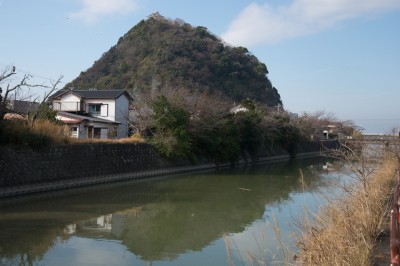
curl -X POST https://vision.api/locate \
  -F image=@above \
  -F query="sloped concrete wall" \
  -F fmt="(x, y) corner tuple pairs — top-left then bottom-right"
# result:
(0, 143), (161, 187)
(0, 141), (335, 193)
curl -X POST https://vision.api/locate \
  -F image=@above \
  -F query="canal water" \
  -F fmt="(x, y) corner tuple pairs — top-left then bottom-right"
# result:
(0, 157), (346, 266)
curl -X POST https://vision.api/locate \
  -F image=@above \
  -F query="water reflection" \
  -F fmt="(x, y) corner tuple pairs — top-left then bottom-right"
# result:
(0, 157), (344, 265)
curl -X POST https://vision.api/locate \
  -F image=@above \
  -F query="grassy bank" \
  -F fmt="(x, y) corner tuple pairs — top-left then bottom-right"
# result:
(296, 146), (399, 265)
(0, 119), (145, 148)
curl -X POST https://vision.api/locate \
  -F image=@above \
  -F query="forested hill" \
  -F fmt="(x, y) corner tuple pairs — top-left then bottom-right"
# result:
(64, 13), (282, 107)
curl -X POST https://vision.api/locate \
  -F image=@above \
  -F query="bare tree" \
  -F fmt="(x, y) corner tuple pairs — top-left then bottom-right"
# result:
(129, 86), (233, 136)
(0, 66), (63, 124)
(27, 75), (63, 127)
(293, 110), (343, 140)
(128, 88), (158, 135)
(322, 136), (382, 196)
(0, 65), (30, 120)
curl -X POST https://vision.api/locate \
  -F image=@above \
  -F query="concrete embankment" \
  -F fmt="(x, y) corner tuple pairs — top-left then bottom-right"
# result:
(0, 140), (337, 198)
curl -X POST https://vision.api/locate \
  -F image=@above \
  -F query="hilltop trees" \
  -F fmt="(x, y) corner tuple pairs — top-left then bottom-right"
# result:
(150, 95), (192, 158)
(293, 111), (359, 140)
(130, 87), (305, 164)
(65, 14), (282, 107)
(130, 87), (239, 163)
(232, 99), (265, 161)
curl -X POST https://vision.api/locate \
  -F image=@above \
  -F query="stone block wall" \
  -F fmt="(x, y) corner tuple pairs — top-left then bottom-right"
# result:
(0, 143), (161, 187)
(0, 141), (335, 190)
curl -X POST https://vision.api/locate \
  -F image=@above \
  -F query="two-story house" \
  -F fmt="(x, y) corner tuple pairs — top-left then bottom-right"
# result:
(49, 89), (132, 139)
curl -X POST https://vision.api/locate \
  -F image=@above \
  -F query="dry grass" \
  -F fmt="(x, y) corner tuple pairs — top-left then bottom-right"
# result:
(296, 153), (399, 265)
(70, 133), (146, 144)
(31, 119), (71, 144)
(224, 218), (293, 266)
(32, 120), (146, 145)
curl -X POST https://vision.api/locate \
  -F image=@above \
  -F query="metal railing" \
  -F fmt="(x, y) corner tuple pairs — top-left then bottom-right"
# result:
(390, 170), (400, 265)
(53, 102), (83, 112)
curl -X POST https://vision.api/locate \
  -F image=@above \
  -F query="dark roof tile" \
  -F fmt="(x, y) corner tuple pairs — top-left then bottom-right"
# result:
(49, 89), (131, 100)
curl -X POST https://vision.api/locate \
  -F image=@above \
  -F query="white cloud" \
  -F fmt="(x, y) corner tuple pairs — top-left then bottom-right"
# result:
(221, 0), (400, 47)
(69, 0), (138, 24)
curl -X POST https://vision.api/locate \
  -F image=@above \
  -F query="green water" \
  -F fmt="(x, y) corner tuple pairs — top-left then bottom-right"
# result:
(0, 157), (345, 265)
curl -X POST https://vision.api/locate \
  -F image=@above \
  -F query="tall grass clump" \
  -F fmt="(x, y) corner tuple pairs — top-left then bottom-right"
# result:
(0, 120), (51, 148)
(31, 119), (71, 144)
(296, 141), (399, 265)
(70, 132), (146, 144)
(0, 119), (72, 148)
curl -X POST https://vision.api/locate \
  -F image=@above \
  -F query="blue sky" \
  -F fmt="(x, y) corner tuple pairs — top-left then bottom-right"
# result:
(1, 0), (399, 133)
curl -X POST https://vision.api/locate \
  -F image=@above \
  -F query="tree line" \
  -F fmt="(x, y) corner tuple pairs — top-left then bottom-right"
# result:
(1, 66), (358, 157)
(129, 86), (358, 164)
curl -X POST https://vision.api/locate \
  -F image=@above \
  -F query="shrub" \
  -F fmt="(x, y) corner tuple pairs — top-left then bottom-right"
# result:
(130, 132), (146, 143)
(0, 120), (51, 149)
(150, 95), (193, 159)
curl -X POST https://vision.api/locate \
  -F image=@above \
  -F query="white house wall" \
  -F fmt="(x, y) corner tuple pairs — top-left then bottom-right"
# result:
(53, 92), (130, 139)
(61, 93), (81, 102)
(70, 124), (85, 138)
(84, 99), (115, 121)
(53, 93), (82, 111)
(100, 104), (108, 117)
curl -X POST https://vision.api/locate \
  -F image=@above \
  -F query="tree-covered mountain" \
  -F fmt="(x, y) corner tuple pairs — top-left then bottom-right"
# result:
(65, 13), (282, 107)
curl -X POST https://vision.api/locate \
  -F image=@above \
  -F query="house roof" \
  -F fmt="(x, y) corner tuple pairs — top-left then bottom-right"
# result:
(49, 89), (133, 101)
(6, 100), (40, 115)
(56, 111), (121, 124)
(230, 104), (248, 114)
(4, 113), (25, 120)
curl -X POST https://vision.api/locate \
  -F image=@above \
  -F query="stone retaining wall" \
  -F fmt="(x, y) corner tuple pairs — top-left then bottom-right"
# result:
(0, 140), (337, 197)
(0, 143), (162, 187)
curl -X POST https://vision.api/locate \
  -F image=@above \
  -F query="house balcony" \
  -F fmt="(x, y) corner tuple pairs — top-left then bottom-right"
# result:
(52, 102), (84, 112)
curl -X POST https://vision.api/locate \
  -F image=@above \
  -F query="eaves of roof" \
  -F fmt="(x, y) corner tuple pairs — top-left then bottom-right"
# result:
(49, 90), (132, 101)
(57, 111), (121, 124)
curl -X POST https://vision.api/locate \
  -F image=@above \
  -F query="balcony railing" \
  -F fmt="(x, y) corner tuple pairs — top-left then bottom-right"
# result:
(53, 102), (83, 112)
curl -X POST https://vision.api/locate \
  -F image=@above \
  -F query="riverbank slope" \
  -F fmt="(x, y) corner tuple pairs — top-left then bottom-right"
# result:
(0, 140), (337, 198)
(297, 152), (399, 265)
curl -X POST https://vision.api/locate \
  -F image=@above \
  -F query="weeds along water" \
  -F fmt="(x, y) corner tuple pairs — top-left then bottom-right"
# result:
(296, 143), (399, 266)
(221, 142), (399, 266)
(222, 160), (351, 266)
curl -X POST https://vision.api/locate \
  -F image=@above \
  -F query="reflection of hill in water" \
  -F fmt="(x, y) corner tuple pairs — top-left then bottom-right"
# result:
(116, 158), (337, 260)
(0, 158), (340, 263)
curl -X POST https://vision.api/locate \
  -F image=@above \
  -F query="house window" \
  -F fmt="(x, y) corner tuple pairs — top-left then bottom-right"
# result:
(70, 127), (79, 138)
(88, 104), (101, 114)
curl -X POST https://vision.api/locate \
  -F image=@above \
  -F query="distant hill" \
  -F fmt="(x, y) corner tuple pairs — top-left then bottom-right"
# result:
(64, 13), (282, 107)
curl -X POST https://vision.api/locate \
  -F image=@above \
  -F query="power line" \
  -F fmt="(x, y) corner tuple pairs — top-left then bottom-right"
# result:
(0, 62), (67, 85)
